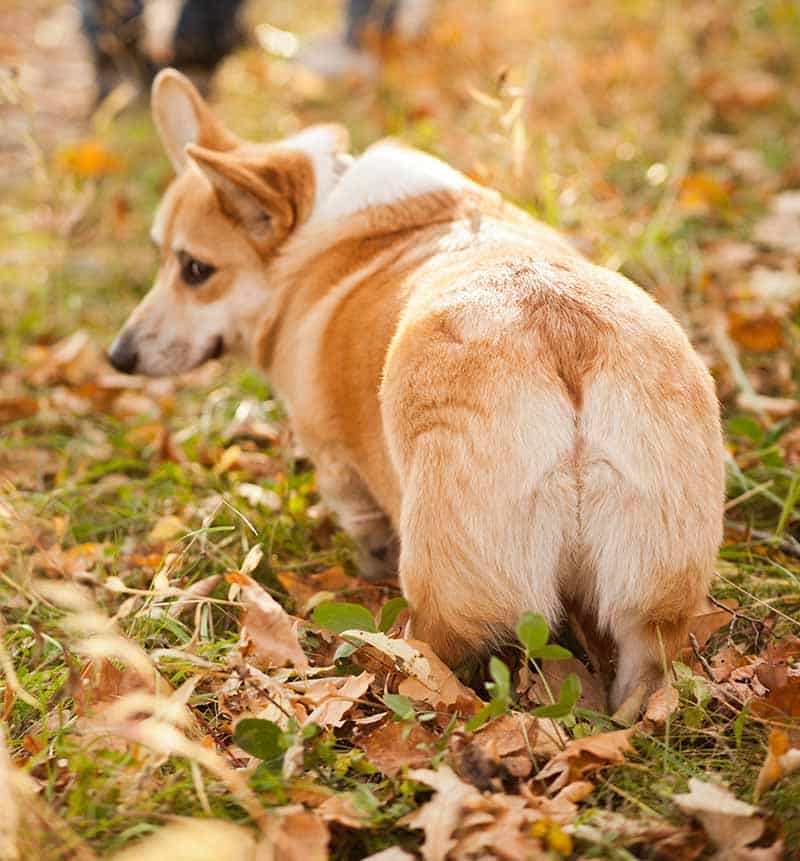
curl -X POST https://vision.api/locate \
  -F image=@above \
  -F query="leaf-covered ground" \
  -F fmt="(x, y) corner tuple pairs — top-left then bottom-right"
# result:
(2, 1), (800, 859)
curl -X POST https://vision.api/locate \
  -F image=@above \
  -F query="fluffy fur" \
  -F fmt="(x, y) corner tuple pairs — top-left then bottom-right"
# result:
(110, 69), (725, 710)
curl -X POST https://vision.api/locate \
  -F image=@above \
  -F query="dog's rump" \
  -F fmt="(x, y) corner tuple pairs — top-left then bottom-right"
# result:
(380, 254), (723, 679)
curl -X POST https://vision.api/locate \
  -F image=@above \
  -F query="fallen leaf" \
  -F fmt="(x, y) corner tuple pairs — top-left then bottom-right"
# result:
(359, 719), (438, 776)
(396, 639), (482, 713)
(317, 793), (372, 828)
(728, 312), (783, 352)
(57, 138), (124, 177)
(709, 71), (781, 110)
(522, 780), (594, 825)
(301, 671), (373, 729)
(262, 808), (329, 861)
(454, 792), (549, 860)
(679, 173), (730, 213)
(530, 657), (607, 714)
(673, 777), (764, 853)
(643, 684), (679, 728)
(0, 395), (38, 425)
(232, 572), (309, 670)
(751, 677), (800, 722)
(148, 515), (186, 545)
(537, 728), (635, 791)
(168, 574), (223, 618)
(755, 729), (800, 799)
(403, 766), (482, 861)
(71, 658), (153, 718)
(277, 566), (352, 614)
(689, 599), (738, 652)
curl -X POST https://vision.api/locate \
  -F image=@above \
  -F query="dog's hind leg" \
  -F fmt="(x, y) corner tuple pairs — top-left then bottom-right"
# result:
(381, 333), (579, 665)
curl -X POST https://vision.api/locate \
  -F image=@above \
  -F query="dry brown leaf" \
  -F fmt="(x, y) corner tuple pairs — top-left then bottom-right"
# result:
(359, 719), (438, 776)
(148, 515), (186, 544)
(710, 71), (781, 110)
(403, 766), (482, 861)
(573, 810), (703, 858)
(168, 574), (223, 618)
(316, 793), (372, 828)
(261, 808), (329, 861)
(711, 645), (749, 683)
(277, 566), (351, 614)
(643, 684), (679, 728)
(301, 671), (374, 729)
(454, 793), (548, 860)
(673, 778), (764, 853)
(688, 599), (738, 652)
(537, 728), (634, 791)
(455, 713), (541, 780)
(231, 571), (309, 671)
(396, 639), (482, 713)
(0, 395), (38, 425)
(0, 447), (61, 490)
(72, 658), (153, 718)
(522, 780), (594, 825)
(755, 729), (800, 799)
(111, 818), (256, 861)
(728, 312), (784, 353)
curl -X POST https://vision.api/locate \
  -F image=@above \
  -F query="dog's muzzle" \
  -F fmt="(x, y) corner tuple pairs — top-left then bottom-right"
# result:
(107, 331), (139, 374)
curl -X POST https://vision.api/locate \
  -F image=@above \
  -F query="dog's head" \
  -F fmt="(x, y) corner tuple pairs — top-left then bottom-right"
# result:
(108, 69), (349, 376)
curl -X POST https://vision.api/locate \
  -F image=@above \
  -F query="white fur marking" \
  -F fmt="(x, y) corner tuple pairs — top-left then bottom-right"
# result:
(282, 126), (351, 219)
(313, 142), (471, 224)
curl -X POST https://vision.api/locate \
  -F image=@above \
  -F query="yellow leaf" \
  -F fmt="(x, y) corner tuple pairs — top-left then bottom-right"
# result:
(728, 312), (784, 352)
(57, 138), (124, 178)
(148, 515), (186, 544)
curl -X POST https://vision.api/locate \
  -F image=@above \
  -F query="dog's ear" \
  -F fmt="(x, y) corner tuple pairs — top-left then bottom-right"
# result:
(187, 145), (313, 243)
(152, 69), (238, 172)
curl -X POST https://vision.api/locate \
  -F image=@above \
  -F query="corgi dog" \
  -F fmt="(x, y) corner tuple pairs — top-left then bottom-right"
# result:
(109, 69), (725, 710)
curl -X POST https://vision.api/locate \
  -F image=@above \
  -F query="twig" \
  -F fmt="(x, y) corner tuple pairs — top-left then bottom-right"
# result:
(689, 633), (715, 681)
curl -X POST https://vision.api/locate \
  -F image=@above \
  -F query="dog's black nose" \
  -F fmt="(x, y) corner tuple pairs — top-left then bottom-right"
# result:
(107, 332), (139, 374)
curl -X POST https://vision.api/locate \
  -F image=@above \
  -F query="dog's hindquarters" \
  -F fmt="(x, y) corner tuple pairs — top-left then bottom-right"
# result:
(382, 261), (724, 708)
(578, 341), (724, 709)
(381, 295), (582, 663)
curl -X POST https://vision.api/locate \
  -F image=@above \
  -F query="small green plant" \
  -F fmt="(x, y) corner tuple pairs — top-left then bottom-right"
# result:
(311, 597), (408, 635)
(233, 718), (289, 773)
(466, 656), (512, 731)
(516, 611), (582, 720)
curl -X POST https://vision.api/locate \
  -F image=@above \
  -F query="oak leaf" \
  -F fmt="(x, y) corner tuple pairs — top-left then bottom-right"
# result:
(231, 569), (309, 670)
(673, 778), (764, 854)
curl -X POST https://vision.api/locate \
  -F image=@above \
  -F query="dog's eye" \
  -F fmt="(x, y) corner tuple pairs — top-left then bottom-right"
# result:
(180, 254), (216, 287)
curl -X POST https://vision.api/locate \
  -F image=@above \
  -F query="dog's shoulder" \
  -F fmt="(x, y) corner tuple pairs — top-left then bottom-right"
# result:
(311, 140), (473, 225)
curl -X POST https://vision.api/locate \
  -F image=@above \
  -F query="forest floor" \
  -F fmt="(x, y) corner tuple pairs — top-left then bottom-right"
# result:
(1, 0), (800, 859)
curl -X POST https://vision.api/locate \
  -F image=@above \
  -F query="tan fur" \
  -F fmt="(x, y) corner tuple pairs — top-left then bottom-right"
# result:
(111, 71), (725, 710)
